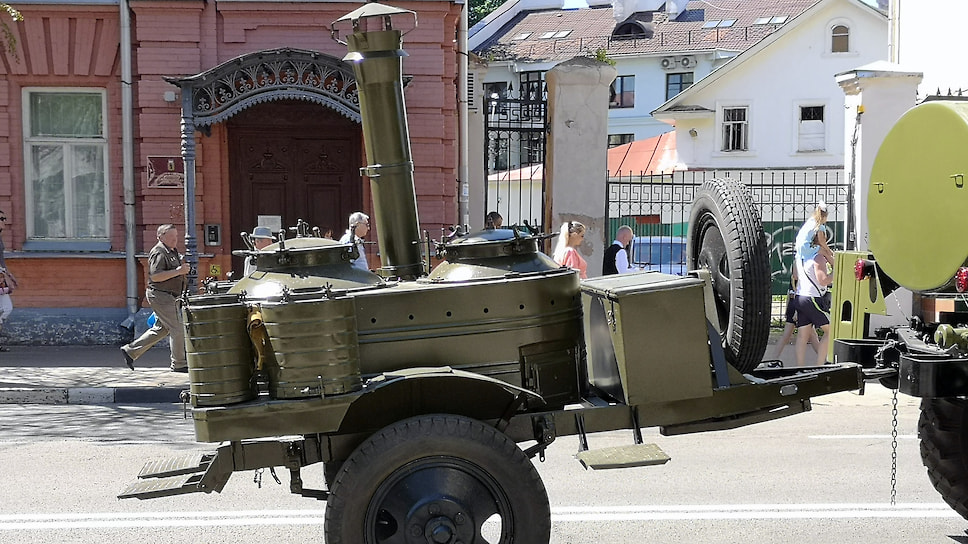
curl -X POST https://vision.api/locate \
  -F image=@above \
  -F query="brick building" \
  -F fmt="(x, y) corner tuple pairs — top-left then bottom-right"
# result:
(0, 0), (461, 343)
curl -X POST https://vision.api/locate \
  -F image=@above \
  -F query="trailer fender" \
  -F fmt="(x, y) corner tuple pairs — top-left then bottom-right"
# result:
(337, 366), (545, 434)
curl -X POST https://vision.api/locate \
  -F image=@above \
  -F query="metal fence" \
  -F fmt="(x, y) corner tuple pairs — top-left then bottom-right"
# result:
(484, 97), (547, 231)
(605, 169), (851, 321)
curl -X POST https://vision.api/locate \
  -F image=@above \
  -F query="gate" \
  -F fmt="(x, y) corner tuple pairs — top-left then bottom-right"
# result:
(484, 94), (547, 231)
(605, 169), (852, 320)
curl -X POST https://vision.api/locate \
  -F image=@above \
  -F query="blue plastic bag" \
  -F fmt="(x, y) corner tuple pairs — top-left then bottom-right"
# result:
(147, 312), (158, 327)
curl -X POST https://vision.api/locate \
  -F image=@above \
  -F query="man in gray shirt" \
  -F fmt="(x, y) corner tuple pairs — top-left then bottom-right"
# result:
(121, 224), (189, 372)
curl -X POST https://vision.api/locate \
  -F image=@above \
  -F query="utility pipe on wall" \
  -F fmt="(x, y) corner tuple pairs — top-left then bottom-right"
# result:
(458, 0), (470, 228)
(120, 0), (137, 318)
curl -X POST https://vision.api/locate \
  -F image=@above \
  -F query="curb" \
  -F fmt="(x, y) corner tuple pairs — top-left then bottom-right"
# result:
(0, 386), (185, 405)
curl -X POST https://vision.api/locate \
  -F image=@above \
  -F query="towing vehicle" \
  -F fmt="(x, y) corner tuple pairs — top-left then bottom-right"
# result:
(119, 4), (864, 541)
(831, 97), (968, 520)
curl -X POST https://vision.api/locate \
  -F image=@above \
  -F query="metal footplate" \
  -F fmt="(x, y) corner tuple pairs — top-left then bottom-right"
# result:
(138, 452), (215, 478)
(576, 443), (670, 470)
(119, 450), (229, 500)
(118, 473), (208, 500)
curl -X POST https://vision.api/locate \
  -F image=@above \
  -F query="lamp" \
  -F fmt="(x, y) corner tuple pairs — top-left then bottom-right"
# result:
(688, 128), (698, 137)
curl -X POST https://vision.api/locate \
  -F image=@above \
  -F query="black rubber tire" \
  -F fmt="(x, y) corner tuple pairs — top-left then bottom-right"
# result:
(919, 398), (968, 520)
(324, 414), (551, 543)
(323, 461), (342, 489)
(686, 177), (771, 373)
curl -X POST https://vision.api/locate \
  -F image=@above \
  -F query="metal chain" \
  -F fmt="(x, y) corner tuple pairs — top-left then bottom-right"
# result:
(890, 387), (899, 506)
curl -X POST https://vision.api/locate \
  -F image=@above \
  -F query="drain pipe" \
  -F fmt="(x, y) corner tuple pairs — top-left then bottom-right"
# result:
(458, 1), (470, 228)
(120, 0), (138, 319)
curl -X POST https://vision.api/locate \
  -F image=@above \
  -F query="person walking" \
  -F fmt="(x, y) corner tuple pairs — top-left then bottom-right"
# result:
(771, 266), (819, 360)
(603, 225), (635, 275)
(0, 209), (17, 352)
(793, 232), (834, 367)
(339, 212), (370, 271)
(553, 220), (588, 279)
(121, 224), (189, 372)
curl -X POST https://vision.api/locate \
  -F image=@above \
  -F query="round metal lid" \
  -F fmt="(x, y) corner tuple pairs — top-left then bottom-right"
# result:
(869, 100), (968, 291)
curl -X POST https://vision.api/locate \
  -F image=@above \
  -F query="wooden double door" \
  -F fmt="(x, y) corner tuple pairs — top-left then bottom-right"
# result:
(228, 100), (362, 272)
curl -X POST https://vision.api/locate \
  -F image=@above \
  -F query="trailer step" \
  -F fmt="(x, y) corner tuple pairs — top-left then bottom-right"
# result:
(576, 443), (670, 470)
(118, 473), (207, 500)
(120, 449), (232, 500)
(138, 452), (215, 479)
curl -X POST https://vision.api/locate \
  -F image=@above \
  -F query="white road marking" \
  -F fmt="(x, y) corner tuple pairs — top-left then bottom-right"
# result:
(809, 435), (917, 440)
(0, 504), (958, 530)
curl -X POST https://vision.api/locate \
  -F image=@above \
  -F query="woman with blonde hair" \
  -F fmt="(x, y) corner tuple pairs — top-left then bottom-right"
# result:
(795, 201), (833, 264)
(552, 220), (587, 279)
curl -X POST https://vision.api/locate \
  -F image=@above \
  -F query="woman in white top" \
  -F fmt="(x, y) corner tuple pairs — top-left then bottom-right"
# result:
(793, 232), (833, 367)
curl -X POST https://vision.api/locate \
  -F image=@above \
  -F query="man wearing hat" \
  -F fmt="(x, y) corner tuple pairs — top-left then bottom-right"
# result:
(243, 226), (275, 275)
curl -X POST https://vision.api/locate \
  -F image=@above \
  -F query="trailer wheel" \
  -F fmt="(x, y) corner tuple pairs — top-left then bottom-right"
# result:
(687, 177), (771, 373)
(919, 398), (968, 520)
(324, 414), (551, 543)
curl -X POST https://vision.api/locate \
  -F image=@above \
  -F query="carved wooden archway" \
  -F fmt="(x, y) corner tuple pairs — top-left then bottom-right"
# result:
(165, 48), (361, 291)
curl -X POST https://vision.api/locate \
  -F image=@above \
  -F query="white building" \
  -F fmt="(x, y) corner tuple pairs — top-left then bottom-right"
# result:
(652, 0), (887, 169)
(467, 0), (888, 228)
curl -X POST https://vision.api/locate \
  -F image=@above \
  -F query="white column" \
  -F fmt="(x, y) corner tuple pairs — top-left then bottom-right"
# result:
(836, 62), (921, 329)
(545, 57), (616, 277)
(836, 62), (921, 252)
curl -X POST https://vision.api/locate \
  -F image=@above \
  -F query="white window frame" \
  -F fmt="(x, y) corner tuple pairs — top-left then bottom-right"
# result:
(796, 102), (827, 153)
(23, 87), (110, 245)
(825, 18), (855, 55)
(718, 104), (750, 153)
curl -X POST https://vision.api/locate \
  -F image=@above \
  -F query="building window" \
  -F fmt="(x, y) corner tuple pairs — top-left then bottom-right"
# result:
(831, 25), (849, 53)
(666, 72), (694, 100)
(721, 106), (748, 152)
(25, 89), (108, 241)
(798, 105), (825, 152)
(610, 76), (635, 108)
(608, 134), (635, 148)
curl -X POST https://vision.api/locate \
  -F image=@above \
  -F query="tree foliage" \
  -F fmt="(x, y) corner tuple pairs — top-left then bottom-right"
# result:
(470, 0), (504, 27)
(0, 3), (22, 58)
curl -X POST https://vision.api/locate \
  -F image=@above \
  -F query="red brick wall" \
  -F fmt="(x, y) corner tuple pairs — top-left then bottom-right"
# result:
(1, 0), (460, 309)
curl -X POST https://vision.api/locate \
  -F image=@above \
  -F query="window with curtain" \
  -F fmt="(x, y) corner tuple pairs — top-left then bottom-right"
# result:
(831, 24), (849, 53)
(798, 105), (825, 152)
(721, 106), (748, 152)
(25, 90), (108, 241)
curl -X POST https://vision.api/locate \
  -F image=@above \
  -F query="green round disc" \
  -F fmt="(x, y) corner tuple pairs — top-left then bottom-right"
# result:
(869, 101), (968, 291)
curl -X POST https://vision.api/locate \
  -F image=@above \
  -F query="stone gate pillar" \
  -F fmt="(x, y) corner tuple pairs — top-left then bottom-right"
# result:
(545, 57), (616, 277)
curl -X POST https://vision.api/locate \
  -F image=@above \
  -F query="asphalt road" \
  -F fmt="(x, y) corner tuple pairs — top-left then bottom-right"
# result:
(1, 384), (967, 544)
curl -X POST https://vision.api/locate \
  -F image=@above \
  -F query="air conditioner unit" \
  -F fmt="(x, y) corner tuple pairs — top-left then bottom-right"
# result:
(679, 55), (697, 69)
(660, 56), (677, 70)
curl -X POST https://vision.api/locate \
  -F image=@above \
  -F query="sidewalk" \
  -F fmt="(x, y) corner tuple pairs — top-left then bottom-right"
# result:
(0, 330), (811, 405)
(0, 344), (188, 404)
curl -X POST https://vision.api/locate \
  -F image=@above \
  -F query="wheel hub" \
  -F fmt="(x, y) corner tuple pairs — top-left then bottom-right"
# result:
(426, 516), (456, 543)
(405, 499), (474, 544)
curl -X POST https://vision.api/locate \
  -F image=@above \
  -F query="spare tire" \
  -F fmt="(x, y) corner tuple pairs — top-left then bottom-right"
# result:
(687, 177), (770, 373)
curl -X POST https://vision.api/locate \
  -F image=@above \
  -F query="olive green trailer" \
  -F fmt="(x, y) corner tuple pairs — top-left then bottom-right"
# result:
(119, 4), (864, 542)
